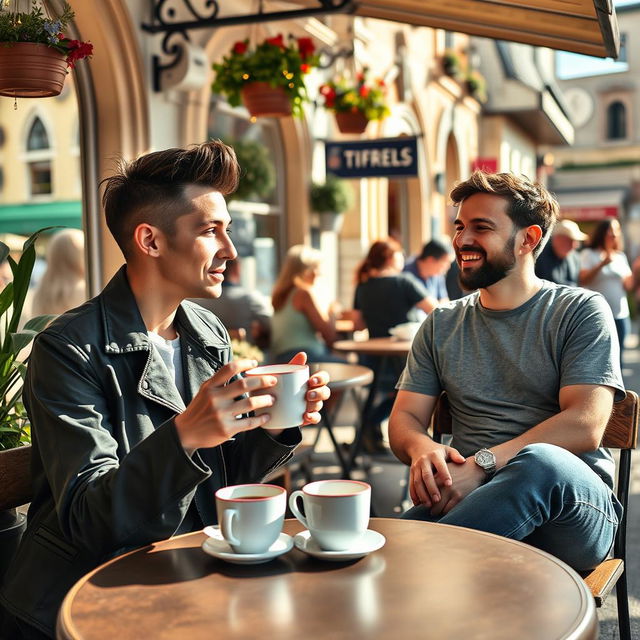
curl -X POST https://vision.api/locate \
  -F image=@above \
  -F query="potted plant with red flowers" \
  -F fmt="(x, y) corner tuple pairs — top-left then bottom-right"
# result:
(0, 1), (93, 98)
(319, 68), (390, 134)
(212, 34), (319, 118)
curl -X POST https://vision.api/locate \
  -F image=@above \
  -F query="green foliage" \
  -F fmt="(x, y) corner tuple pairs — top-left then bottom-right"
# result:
(0, 1), (92, 66)
(0, 229), (56, 450)
(231, 339), (263, 363)
(211, 34), (319, 118)
(442, 49), (463, 80)
(310, 175), (354, 214)
(228, 139), (276, 202)
(466, 70), (487, 103)
(319, 68), (390, 121)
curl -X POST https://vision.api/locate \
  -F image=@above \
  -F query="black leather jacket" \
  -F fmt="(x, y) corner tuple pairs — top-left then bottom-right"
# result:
(0, 266), (300, 636)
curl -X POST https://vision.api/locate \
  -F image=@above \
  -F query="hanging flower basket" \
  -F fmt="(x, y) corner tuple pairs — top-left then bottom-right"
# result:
(240, 82), (292, 118)
(335, 110), (369, 134)
(0, 42), (67, 97)
(212, 35), (319, 118)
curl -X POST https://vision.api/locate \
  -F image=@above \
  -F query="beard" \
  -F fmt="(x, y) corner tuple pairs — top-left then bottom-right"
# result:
(457, 232), (517, 290)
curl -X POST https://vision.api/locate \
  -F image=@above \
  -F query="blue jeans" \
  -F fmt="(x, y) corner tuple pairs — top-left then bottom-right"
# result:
(402, 443), (622, 571)
(615, 316), (630, 366)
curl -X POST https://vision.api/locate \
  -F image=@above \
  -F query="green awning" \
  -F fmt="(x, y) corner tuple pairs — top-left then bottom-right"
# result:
(0, 201), (82, 235)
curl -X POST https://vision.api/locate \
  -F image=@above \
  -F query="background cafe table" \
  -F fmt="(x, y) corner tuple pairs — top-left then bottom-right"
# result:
(57, 518), (597, 640)
(332, 337), (412, 473)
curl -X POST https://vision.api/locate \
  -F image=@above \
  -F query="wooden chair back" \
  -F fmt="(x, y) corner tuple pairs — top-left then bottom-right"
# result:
(0, 444), (33, 511)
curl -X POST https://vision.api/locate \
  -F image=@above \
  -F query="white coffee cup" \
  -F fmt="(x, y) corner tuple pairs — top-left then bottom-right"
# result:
(215, 484), (286, 554)
(288, 480), (371, 551)
(245, 363), (309, 429)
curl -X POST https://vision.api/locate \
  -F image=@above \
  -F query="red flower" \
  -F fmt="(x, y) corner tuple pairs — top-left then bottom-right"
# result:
(265, 34), (285, 49)
(356, 72), (364, 83)
(300, 63), (310, 74)
(62, 38), (93, 68)
(232, 41), (248, 55)
(297, 37), (315, 60)
(359, 85), (369, 98)
(377, 78), (385, 87)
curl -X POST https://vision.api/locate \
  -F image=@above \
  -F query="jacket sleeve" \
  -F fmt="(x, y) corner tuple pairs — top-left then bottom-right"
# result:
(25, 331), (211, 556)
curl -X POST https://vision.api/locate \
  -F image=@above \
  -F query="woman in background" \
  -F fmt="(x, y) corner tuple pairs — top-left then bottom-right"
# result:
(270, 244), (342, 364)
(579, 219), (632, 365)
(31, 228), (86, 317)
(351, 237), (434, 452)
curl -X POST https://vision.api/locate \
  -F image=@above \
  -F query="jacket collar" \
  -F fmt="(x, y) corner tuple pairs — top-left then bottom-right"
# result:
(100, 265), (228, 354)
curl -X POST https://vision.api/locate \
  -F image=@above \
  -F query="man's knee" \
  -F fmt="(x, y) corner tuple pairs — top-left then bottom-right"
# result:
(504, 443), (576, 486)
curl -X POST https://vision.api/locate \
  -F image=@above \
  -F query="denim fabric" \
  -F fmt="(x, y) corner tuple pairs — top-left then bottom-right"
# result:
(615, 316), (630, 366)
(402, 443), (622, 571)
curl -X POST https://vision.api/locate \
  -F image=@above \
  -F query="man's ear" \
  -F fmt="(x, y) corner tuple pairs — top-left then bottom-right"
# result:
(519, 225), (543, 256)
(133, 223), (162, 258)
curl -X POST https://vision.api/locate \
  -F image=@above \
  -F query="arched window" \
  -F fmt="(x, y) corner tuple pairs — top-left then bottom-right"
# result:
(25, 116), (52, 196)
(27, 117), (50, 151)
(607, 101), (627, 140)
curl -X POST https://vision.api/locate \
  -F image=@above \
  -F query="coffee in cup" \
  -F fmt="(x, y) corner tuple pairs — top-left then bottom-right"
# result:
(244, 363), (309, 429)
(215, 484), (286, 554)
(289, 479), (371, 551)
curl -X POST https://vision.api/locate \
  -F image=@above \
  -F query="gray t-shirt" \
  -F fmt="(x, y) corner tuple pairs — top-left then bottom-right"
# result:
(397, 281), (625, 487)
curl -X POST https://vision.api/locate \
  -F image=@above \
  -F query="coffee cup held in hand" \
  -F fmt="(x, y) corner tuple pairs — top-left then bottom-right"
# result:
(288, 480), (371, 551)
(245, 363), (309, 429)
(215, 484), (286, 554)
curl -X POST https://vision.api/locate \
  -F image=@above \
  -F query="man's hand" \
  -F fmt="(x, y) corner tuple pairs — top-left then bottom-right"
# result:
(174, 358), (280, 450)
(428, 458), (485, 516)
(408, 443), (466, 507)
(287, 352), (331, 427)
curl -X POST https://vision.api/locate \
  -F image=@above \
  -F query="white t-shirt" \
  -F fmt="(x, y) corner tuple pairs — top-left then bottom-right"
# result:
(579, 249), (631, 319)
(147, 331), (186, 400)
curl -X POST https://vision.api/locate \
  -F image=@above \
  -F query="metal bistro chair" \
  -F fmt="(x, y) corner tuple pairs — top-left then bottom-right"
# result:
(430, 390), (638, 640)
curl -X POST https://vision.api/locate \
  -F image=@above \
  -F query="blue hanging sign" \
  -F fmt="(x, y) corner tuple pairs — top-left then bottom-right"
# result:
(325, 136), (418, 178)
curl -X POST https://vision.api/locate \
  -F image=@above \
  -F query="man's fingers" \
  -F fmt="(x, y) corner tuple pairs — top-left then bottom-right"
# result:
(288, 351), (308, 366)
(302, 410), (321, 426)
(308, 370), (330, 389)
(410, 463), (432, 507)
(306, 386), (330, 402)
(210, 358), (258, 386)
(431, 455), (453, 488)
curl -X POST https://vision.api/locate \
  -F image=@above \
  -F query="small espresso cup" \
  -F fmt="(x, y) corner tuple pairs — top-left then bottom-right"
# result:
(289, 479), (371, 551)
(244, 363), (309, 429)
(215, 484), (286, 554)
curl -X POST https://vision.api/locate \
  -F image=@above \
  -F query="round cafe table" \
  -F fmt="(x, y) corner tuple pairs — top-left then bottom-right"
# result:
(57, 518), (597, 640)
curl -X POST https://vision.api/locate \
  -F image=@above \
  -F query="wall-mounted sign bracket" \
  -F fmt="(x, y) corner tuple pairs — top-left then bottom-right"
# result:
(141, 0), (355, 92)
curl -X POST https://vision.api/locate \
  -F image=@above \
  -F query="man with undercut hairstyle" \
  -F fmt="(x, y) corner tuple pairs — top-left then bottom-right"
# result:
(390, 171), (623, 572)
(0, 141), (330, 639)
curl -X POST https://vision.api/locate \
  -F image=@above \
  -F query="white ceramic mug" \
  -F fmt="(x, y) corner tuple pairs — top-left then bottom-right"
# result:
(244, 363), (309, 429)
(215, 484), (286, 554)
(288, 480), (371, 551)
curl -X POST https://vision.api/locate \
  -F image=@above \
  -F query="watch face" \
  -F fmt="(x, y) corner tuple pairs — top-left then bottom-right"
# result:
(475, 449), (495, 467)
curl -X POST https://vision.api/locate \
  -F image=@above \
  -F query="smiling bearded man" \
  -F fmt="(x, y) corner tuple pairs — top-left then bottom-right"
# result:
(389, 171), (624, 574)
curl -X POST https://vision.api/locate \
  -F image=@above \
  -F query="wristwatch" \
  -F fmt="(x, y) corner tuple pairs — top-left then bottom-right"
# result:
(474, 448), (497, 480)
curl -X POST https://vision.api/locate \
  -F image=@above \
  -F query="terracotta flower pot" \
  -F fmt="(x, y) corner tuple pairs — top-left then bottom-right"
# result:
(335, 110), (369, 134)
(241, 82), (292, 118)
(0, 42), (68, 98)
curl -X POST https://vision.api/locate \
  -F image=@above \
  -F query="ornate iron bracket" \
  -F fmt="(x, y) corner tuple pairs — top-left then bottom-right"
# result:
(141, 0), (355, 92)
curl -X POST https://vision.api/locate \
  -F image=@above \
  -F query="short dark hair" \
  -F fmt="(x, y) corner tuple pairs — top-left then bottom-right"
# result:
(100, 140), (239, 258)
(449, 171), (559, 258)
(418, 239), (450, 261)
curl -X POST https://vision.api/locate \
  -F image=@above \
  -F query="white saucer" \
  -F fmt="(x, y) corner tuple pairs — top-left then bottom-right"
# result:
(201, 526), (293, 565)
(293, 529), (386, 561)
